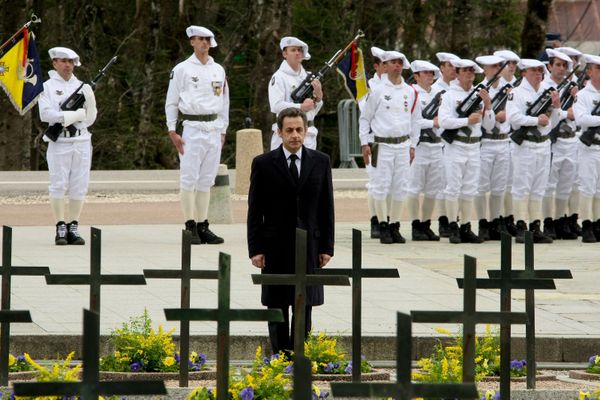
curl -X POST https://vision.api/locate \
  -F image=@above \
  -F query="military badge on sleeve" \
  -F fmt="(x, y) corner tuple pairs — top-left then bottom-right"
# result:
(212, 81), (223, 96)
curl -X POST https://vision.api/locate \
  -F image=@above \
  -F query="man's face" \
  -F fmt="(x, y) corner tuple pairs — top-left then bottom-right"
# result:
(549, 59), (568, 81)
(190, 36), (211, 54)
(483, 63), (501, 80)
(588, 64), (600, 85)
(283, 46), (304, 66)
(384, 59), (403, 76)
(456, 66), (475, 85)
(414, 70), (435, 86)
(52, 58), (74, 80)
(439, 61), (457, 80)
(523, 66), (545, 86)
(278, 116), (306, 153)
(505, 60), (517, 75)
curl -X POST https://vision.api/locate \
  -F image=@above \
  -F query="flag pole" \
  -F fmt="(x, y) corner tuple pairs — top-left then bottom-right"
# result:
(0, 14), (41, 52)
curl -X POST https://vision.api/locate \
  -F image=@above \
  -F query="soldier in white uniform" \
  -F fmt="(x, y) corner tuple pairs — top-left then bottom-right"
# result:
(432, 52), (460, 237)
(359, 50), (420, 244)
(406, 60), (442, 241)
(541, 49), (579, 240)
(439, 59), (494, 244)
(573, 54), (600, 242)
(165, 26), (228, 245)
(473, 55), (511, 241)
(506, 59), (561, 243)
(493, 49), (522, 236)
(269, 37), (323, 150)
(39, 47), (97, 246)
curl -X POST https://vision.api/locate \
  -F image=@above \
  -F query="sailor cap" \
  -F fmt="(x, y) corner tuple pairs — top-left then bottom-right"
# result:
(410, 60), (440, 79)
(186, 26), (217, 48)
(450, 58), (483, 74)
(583, 54), (600, 65)
(436, 52), (460, 63)
(556, 47), (583, 57)
(546, 48), (573, 69)
(280, 36), (311, 60)
(380, 50), (410, 69)
(371, 46), (385, 59)
(517, 58), (545, 70)
(475, 55), (506, 66)
(493, 50), (520, 62)
(48, 47), (81, 67)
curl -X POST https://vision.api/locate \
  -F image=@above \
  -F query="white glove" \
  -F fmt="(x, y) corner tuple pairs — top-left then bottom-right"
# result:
(63, 108), (87, 126)
(81, 84), (96, 109)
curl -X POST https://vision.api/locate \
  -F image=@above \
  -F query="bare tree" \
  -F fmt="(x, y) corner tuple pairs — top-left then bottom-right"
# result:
(521, 0), (553, 58)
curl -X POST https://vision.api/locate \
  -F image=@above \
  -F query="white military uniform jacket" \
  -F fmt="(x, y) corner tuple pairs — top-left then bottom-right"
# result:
(412, 83), (442, 147)
(438, 81), (495, 145)
(358, 74), (421, 147)
(542, 75), (577, 142)
(165, 54), (229, 133)
(268, 60), (323, 135)
(506, 78), (561, 138)
(39, 70), (96, 143)
(480, 78), (510, 136)
(574, 82), (600, 139)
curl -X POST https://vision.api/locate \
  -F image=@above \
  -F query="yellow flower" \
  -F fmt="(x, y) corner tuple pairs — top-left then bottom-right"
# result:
(163, 356), (176, 367)
(435, 327), (452, 335)
(8, 354), (16, 367)
(579, 391), (591, 400)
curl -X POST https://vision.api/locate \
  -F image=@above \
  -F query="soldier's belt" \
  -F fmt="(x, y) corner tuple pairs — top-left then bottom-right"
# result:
(374, 135), (409, 144)
(587, 138), (600, 146)
(481, 133), (509, 140)
(523, 134), (550, 143)
(554, 131), (576, 139)
(180, 113), (218, 122)
(418, 135), (442, 144)
(453, 135), (481, 144)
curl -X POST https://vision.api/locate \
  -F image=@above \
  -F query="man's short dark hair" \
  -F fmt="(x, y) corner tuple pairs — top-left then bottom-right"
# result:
(277, 107), (308, 130)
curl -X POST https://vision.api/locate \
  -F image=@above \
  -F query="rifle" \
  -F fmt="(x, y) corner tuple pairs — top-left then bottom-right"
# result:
(560, 68), (587, 110)
(290, 30), (364, 103)
(421, 90), (445, 120)
(491, 76), (523, 113)
(441, 61), (508, 144)
(547, 67), (580, 143)
(44, 56), (118, 142)
(580, 100), (600, 146)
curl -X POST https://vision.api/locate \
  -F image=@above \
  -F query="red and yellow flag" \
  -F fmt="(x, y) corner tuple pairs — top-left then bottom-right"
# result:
(336, 41), (369, 102)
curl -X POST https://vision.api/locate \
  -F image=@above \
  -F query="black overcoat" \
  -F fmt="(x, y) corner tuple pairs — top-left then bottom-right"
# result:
(247, 145), (335, 307)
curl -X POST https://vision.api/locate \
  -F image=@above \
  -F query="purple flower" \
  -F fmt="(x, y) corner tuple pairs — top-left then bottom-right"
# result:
(510, 359), (524, 371)
(285, 364), (294, 373)
(324, 362), (334, 373)
(17, 355), (25, 362)
(199, 353), (207, 365)
(494, 393), (500, 400)
(240, 386), (254, 400)
(192, 363), (201, 371)
(129, 362), (142, 372)
(589, 355), (598, 366)
(344, 362), (352, 374)
(174, 353), (180, 363)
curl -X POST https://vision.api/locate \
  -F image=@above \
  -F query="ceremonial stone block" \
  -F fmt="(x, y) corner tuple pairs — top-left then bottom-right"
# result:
(235, 128), (263, 195)
(208, 164), (233, 224)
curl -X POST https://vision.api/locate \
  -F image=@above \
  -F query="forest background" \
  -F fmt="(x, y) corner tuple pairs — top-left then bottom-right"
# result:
(0, 0), (553, 171)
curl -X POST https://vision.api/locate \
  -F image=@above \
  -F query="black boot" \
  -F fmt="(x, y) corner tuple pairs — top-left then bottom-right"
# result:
(197, 220), (224, 244)
(379, 221), (393, 244)
(569, 213), (582, 237)
(515, 220), (527, 243)
(448, 221), (461, 244)
(504, 215), (518, 237)
(389, 222), (406, 244)
(411, 219), (429, 241)
(555, 216), (577, 240)
(488, 218), (502, 240)
(184, 220), (202, 245)
(543, 217), (557, 240)
(422, 220), (440, 241)
(55, 221), (68, 246)
(460, 222), (484, 243)
(438, 216), (451, 237)
(370, 216), (380, 239)
(530, 220), (553, 243)
(478, 219), (490, 241)
(581, 220), (597, 243)
(594, 220), (600, 241)
(66, 221), (85, 245)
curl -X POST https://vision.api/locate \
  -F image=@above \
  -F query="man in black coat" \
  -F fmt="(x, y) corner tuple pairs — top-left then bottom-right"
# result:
(247, 107), (335, 355)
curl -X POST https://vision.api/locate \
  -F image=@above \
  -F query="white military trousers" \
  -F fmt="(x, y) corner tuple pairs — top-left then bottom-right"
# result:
(179, 125), (222, 192)
(47, 138), (92, 200)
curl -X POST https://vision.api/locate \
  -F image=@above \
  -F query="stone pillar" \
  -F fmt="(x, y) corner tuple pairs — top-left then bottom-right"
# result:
(208, 164), (233, 224)
(235, 128), (263, 195)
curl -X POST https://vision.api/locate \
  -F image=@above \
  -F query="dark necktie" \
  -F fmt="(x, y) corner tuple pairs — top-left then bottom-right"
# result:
(289, 154), (299, 184)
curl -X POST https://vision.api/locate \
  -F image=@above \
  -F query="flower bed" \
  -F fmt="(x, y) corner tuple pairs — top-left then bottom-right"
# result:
(569, 355), (600, 381)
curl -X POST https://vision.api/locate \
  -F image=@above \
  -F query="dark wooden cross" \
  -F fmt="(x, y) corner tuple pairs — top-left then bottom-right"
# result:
(164, 252), (284, 400)
(456, 233), (556, 400)
(330, 312), (479, 399)
(0, 225), (50, 385)
(319, 228), (399, 381)
(293, 354), (313, 400)
(412, 255), (528, 384)
(13, 309), (167, 399)
(487, 231), (572, 389)
(143, 229), (218, 388)
(251, 228), (350, 356)
(45, 227), (147, 313)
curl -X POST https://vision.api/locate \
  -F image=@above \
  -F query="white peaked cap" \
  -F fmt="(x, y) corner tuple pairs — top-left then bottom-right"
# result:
(583, 54), (600, 65)
(186, 26), (217, 47)
(380, 50), (410, 69)
(436, 52), (460, 62)
(546, 48), (573, 69)
(556, 47), (583, 57)
(371, 46), (385, 59)
(280, 36), (311, 60)
(48, 47), (81, 66)
(517, 58), (545, 70)
(449, 58), (484, 74)
(410, 60), (441, 79)
(475, 55), (506, 66)
(493, 50), (520, 62)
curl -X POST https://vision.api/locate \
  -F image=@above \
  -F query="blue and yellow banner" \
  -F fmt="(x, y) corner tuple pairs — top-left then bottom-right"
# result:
(336, 41), (369, 102)
(0, 27), (44, 115)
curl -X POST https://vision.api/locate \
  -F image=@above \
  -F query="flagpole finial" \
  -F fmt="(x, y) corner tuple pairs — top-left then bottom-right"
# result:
(25, 14), (42, 28)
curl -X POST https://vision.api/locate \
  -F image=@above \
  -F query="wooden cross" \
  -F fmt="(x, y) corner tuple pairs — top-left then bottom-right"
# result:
(45, 227), (147, 314)
(318, 228), (399, 381)
(164, 252), (284, 400)
(486, 231), (572, 389)
(143, 229), (218, 388)
(293, 354), (313, 400)
(330, 312), (478, 399)
(251, 228), (350, 356)
(0, 225), (50, 385)
(456, 233), (556, 400)
(13, 309), (167, 399)
(412, 255), (529, 384)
